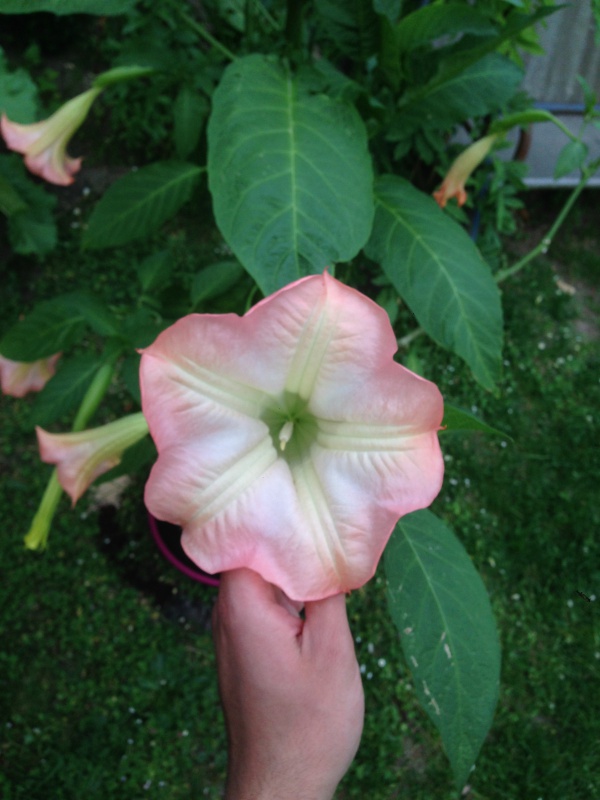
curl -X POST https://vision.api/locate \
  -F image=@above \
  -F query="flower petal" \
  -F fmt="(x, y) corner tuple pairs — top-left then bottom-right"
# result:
(433, 135), (497, 208)
(0, 116), (47, 153)
(25, 148), (82, 186)
(0, 353), (60, 397)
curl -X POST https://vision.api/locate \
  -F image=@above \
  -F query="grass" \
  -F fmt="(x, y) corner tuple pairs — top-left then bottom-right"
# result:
(1, 189), (599, 799)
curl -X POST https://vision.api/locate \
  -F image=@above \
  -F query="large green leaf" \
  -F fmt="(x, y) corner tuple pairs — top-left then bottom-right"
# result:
(83, 162), (203, 250)
(365, 176), (502, 389)
(385, 510), (501, 789)
(0, 0), (134, 13)
(390, 53), (522, 137)
(207, 54), (374, 294)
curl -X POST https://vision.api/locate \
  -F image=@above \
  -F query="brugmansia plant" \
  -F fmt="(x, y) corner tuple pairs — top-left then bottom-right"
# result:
(1, 0), (599, 792)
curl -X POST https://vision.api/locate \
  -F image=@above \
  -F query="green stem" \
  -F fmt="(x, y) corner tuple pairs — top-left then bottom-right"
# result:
(285, 0), (306, 50)
(171, 3), (236, 61)
(496, 167), (594, 284)
(72, 362), (116, 432)
(24, 470), (63, 550)
(397, 327), (424, 349)
(250, 0), (279, 30)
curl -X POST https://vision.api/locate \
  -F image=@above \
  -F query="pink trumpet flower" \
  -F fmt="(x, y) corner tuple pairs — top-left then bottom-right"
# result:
(1, 87), (102, 185)
(36, 412), (149, 505)
(140, 273), (444, 602)
(0, 353), (60, 397)
(433, 134), (497, 208)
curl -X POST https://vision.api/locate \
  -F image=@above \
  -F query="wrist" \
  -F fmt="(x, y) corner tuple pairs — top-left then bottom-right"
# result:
(224, 765), (336, 800)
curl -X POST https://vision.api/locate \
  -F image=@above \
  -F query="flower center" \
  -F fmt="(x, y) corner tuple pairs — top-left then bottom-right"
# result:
(263, 392), (317, 463)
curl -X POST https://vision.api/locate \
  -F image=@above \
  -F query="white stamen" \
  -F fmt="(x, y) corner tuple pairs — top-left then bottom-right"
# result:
(279, 420), (294, 451)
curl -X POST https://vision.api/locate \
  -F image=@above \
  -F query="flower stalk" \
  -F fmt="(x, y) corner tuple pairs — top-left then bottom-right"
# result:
(23, 360), (117, 549)
(24, 470), (63, 550)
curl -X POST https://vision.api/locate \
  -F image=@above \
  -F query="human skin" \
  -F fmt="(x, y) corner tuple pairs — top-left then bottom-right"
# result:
(212, 568), (365, 800)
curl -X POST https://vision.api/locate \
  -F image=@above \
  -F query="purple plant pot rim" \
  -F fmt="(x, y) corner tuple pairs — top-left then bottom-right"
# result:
(148, 512), (220, 587)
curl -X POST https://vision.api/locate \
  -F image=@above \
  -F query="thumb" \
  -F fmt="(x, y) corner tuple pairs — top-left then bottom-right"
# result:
(302, 592), (353, 653)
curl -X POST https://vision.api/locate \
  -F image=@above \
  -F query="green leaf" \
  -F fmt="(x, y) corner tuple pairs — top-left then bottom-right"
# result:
(442, 403), (510, 438)
(136, 250), (173, 293)
(54, 292), (118, 336)
(120, 353), (142, 405)
(378, 15), (402, 88)
(366, 176), (503, 390)
(554, 140), (589, 180)
(385, 510), (500, 789)
(173, 86), (209, 160)
(433, 5), (559, 83)
(373, 0), (402, 25)
(389, 7), (558, 139)
(395, 3), (497, 52)
(297, 59), (363, 104)
(0, 298), (85, 361)
(208, 55), (374, 295)
(119, 308), (166, 350)
(0, 63), (39, 123)
(0, 155), (57, 256)
(191, 260), (245, 307)
(315, 0), (380, 60)
(0, 0), (135, 14)
(29, 354), (100, 428)
(0, 173), (27, 216)
(0, 292), (116, 361)
(391, 54), (522, 137)
(8, 208), (57, 256)
(577, 74), (597, 117)
(83, 162), (203, 250)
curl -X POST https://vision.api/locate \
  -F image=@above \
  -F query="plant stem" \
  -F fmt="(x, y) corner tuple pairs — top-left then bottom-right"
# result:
(171, 4), (237, 62)
(285, 0), (306, 50)
(72, 362), (116, 432)
(496, 164), (597, 284)
(397, 327), (424, 349)
(23, 470), (63, 550)
(249, 0), (279, 31)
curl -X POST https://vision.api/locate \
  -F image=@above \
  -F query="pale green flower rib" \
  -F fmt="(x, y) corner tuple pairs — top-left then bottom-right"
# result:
(190, 437), (277, 526)
(291, 455), (347, 580)
(172, 357), (269, 417)
(317, 420), (422, 452)
(285, 292), (336, 400)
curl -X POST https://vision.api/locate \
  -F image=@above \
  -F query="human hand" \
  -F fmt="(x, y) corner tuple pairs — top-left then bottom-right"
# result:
(212, 568), (364, 800)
